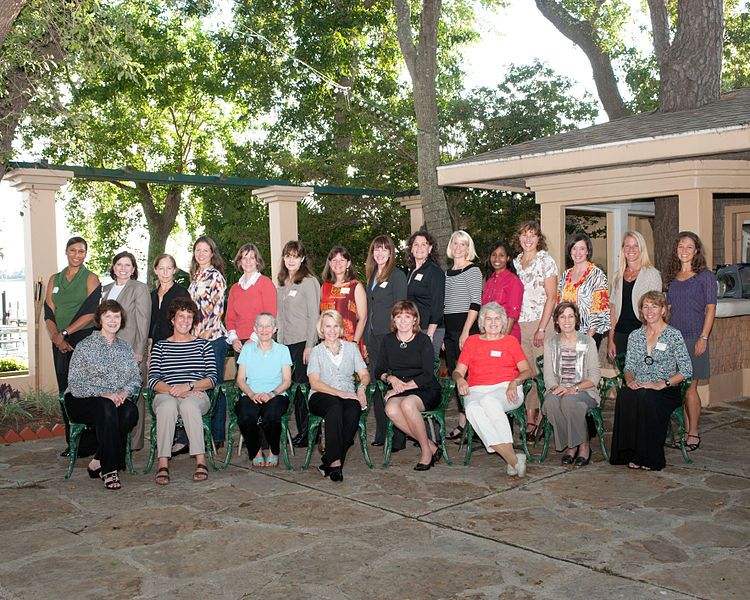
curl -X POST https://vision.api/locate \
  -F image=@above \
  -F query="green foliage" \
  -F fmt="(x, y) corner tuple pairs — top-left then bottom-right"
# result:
(0, 358), (29, 372)
(724, 2), (750, 90)
(20, 388), (60, 418)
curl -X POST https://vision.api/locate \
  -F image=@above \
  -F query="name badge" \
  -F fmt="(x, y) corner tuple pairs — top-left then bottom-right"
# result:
(576, 342), (588, 352)
(379, 281), (388, 288)
(52, 286), (59, 294)
(655, 342), (667, 351)
(340, 287), (350, 294)
(288, 290), (297, 297)
(490, 350), (502, 357)
(414, 273), (424, 281)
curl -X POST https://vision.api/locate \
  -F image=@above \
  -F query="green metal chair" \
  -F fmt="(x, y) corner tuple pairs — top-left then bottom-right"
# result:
(457, 379), (534, 466)
(59, 393), (137, 480)
(380, 374), (455, 469)
(301, 382), (376, 470)
(142, 386), (222, 474)
(610, 352), (693, 464)
(533, 356), (611, 463)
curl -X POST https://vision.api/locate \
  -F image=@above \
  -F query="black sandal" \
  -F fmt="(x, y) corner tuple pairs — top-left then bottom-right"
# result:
(103, 471), (121, 490)
(685, 435), (701, 452)
(446, 425), (464, 440)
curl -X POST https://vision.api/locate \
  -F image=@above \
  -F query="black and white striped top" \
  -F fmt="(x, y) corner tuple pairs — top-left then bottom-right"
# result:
(148, 338), (218, 390)
(444, 263), (483, 317)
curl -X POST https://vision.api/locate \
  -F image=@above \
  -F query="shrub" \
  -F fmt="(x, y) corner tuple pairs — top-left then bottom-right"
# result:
(0, 383), (30, 428)
(0, 358), (28, 372)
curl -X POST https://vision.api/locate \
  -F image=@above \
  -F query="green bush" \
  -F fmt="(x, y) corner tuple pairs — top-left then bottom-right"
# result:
(0, 358), (28, 372)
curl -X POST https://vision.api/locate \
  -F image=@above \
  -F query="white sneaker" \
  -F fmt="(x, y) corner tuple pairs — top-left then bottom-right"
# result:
(515, 453), (527, 478)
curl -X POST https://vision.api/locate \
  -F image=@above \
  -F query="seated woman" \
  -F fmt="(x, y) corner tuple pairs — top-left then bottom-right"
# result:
(375, 300), (442, 471)
(234, 313), (292, 468)
(610, 291), (692, 471)
(65, 300), (141, 490)
(541, 302), (601, 467)
(308, 310), (369, 482)
(148, 298), (218, 484)
(452, 302), (531, 477)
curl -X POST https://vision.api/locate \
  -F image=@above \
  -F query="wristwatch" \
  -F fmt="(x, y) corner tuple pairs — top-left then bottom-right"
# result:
(188, 382), (195, 391)
(61, 329), (69, 338)
(664, 378), (671, 387)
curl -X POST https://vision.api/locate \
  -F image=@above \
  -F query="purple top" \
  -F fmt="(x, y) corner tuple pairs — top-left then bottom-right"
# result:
(666, 269), (717, 339)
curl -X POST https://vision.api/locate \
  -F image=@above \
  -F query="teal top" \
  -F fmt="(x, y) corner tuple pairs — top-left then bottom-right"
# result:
(237, 340), (292, 394)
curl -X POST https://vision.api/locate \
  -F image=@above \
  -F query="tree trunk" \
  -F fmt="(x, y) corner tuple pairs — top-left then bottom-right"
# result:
(648, 0), (724, 112)
(0, 0), (28, 49)
(653, 195), (678, 278)
(534, 0), (631, 121)
(393, 0), (453, 261)
(137, 183), (181, 286)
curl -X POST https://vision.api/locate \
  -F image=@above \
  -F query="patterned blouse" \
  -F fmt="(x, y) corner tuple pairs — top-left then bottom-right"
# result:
(188, 266), (227, 341)
(558, 262), (611, 334)
(321, 280), (361, 343)
(624, 325), (693, 383)
(67, 331), (142, 398)
(514, 250), (558, 323)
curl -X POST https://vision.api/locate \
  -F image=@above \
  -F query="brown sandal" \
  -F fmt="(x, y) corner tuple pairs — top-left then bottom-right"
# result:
(192, 463), (209, 482)
(155, 467), (170, 485)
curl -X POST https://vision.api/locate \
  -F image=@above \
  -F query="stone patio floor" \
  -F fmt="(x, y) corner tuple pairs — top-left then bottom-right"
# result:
(0, 396), (748, 600)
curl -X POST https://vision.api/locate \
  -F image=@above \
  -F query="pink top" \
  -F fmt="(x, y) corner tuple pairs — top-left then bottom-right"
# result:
(481, 269), (523, 342)
(226, 275), (277, 341)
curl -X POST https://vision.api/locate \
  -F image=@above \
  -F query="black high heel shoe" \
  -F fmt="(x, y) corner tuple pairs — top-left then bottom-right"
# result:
(87, 466), (102, 479)
(432, 446), (443, 464)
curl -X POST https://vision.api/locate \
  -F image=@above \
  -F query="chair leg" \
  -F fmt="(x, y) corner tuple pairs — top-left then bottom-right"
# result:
(434, 415), (452, 466)
(125, 433), (135, 475)
(205, 424), (218, 471)
(359, 420), (374, 469)
(143, 422), (157, 475)
(302, 420), (320, 470)
(674, 408), (693, 465)
(279, 420), (294, 470)
(539, 417), (552, 463)
(463, 423), (474, 466)
(590, 411), (609, 463)
(381, 420), (394, 468)
(64, 426), (83, 480)
(512, 409), (534, 463)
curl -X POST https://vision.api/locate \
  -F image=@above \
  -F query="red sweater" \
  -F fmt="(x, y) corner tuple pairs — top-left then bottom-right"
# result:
(226, 275), (277, 340)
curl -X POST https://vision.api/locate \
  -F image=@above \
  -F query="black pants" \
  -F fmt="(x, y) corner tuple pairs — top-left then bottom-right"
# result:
(53, 328), (94, 443)
(287, 341), (310, 437)
(64, 393), (139, 474)
(309, 392), (360, 466)
(235, 394), (289, 459)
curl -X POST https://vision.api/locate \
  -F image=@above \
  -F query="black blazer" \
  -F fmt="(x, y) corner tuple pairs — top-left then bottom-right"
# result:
(364, 268), (408, 343)
(407, 260), (445, 329)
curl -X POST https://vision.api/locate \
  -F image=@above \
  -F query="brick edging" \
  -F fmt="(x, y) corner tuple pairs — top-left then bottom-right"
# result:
(1, 424), (65, 444)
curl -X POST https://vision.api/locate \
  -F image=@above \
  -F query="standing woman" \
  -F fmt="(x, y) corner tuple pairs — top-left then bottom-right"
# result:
(320, 245), (367, 349)
(406, 229), (445, 358)
(665, 231), (717, 452)
(513, 222), (558, 436)
(443, 230), (483, 440)
(225, 243), (277, 354)
(188, 236), (228, 448)
(363, 235), (407, 447)
(482, 240), (523, 342)
(276, 240), (321, 447)
(102, 251), (151, 451)
(149, 253), (189, 346)
(558, 232), (611, 346)
(608, 232), (662, 359)
(45, 236), (101, 455)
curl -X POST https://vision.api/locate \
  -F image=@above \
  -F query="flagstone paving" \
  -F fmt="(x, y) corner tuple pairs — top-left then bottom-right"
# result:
(0, 398), (747, 599)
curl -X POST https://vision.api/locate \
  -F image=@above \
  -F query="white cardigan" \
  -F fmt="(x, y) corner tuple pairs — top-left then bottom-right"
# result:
(610, 267), (662, 325)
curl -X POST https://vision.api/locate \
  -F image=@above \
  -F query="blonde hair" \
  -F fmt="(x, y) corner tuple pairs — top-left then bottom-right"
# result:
(614, 231), (654, 286)
(446, 230), (477, 261)
(316, 309), (344, 339)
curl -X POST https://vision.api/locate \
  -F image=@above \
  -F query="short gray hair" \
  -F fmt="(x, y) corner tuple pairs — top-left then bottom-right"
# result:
(477, 302), (508, 334)
(254, 312), (277, 329)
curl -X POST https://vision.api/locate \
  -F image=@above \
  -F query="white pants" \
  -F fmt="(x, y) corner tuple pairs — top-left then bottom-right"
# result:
(464, 382), (524, 451)
(154, 392), (210, 458)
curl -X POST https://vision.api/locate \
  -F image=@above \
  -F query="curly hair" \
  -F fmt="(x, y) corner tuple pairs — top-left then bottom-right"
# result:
(665, 231), (707, 286)
(406, 229), (440, 269)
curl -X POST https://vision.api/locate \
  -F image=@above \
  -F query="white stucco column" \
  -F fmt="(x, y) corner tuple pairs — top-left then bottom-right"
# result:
(606, 207), (629, 279)
(397, 195), (424, 233)
(678, 188), (714, 268)
(6, 168), (73, 393)
(252, 186), (314, 281)
(539, 200), (566, 268)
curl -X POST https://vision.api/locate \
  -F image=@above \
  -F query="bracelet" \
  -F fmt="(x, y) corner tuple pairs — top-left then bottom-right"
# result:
(537, 328), (545, 333)
(699, 335), (709, 340)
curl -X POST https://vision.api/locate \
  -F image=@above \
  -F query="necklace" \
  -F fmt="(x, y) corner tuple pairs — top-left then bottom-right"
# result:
(398, 333), (415, 349)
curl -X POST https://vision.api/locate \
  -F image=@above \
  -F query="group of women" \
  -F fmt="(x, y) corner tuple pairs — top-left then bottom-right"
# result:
(50, 220), (716, 489)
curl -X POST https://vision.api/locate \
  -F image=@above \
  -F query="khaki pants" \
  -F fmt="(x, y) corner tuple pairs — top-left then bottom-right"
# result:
(154, 392), (210, 458)
(519, 320), (553, 414)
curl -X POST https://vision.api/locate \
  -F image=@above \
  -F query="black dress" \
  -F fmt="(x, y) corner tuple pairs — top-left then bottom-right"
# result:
(375, 332), (441, 410)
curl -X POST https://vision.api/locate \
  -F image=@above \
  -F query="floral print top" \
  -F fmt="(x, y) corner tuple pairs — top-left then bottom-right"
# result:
(624, 325), (692, 383)
(513, 250), (558, 323)
(188, 266), (227, 341)
(558, 262), (611, 334)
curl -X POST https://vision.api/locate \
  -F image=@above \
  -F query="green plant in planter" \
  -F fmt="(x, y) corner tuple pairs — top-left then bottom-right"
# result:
(0, 383), (31, 429)
(0, 358), (28, 372)
(22, 389), (60, 419)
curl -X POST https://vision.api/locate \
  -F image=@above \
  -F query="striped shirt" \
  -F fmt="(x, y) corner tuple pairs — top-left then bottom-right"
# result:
(148, 337), (218, 390)
(444, 263), (483, 316)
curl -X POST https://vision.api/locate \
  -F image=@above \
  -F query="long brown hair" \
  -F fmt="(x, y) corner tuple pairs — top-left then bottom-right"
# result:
(665, 231), (707, 287)
(406, 229), (439, 270)
(365, 235), (397, 284)
(277, 240), (316, 286)
(321, 245), (357, 283)
(190, 236), (225, 279)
